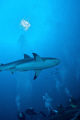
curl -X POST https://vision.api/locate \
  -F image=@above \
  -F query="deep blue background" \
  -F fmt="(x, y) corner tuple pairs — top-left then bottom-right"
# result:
(0, 0), (80, 120)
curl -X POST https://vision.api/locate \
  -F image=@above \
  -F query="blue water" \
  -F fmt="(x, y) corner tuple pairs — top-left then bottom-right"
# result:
(0, 0), (80, 120)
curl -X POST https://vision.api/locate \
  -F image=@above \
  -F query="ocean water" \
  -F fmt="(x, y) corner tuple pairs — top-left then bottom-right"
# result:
(0, 0), (80, 120)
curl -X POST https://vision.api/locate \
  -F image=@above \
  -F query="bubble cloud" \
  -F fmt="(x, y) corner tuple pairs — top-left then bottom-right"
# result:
(20, 19), (31, 31)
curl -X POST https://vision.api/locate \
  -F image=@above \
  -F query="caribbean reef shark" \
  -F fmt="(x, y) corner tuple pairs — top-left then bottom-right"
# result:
(0, 53), (60, 79)
(47, 109), (80, 120)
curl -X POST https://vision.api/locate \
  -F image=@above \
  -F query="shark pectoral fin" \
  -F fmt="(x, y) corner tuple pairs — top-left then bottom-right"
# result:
(33, 70), (41, 80)
(24, 54), (31, 59)
(32, 53), (43, 62)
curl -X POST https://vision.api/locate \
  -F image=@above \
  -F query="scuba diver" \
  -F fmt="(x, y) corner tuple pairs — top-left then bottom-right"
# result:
(57, 104), (65, 113)
(67, 97), (79, 110)
(48, 109), (58, 118)
(25, 107), (46, 119)
(69, 97), (78, 105)
(64, 97), (79, 112)
(17, 111), (26, 120)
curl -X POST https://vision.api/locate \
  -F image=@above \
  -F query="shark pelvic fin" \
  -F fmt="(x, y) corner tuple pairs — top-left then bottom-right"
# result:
(32, 53), (43, 62)
(10, 67), (16, 74)
(33, 70), (41, 80)
(24, 54), (31, 59)
(11, 70), (15, 74)
(11, 72), (14, 74)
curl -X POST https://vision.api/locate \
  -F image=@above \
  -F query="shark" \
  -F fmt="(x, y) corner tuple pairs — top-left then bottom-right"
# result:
(47, 110), (80, 120)
(0, 53), (60, 79)
(47, 108), (80, 120)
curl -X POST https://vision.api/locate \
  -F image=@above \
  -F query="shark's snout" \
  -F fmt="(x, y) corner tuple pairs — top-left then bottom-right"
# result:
(54, 59), (60, 65)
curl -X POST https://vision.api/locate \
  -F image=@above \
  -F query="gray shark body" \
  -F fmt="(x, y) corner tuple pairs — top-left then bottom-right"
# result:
(0, 53), (60, 79)
(48, 109), (80, 120)
(0, 54), (31, 70)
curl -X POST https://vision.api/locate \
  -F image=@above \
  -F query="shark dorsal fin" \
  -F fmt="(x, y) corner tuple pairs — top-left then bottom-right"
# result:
(33, 70), (41, 80)
(32, 53), (43, 62)
(24, 54), (31, 59)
